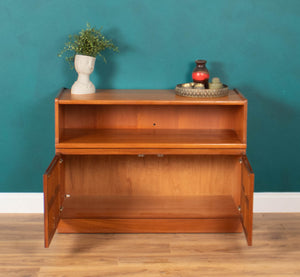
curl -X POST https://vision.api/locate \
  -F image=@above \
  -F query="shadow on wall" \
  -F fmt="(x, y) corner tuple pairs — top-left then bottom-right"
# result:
(239, 85), (300, 192)
(94, 28), (133, 89)
(2, 89), (58, 192)
(210, 61), (229, 83)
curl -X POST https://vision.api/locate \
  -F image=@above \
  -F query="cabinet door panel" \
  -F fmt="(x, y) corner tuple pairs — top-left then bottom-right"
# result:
(43, 155), (61, 248)
(240, 155), (254, 246)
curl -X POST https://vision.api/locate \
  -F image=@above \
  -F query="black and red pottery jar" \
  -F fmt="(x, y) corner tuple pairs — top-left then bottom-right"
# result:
(192, 60), (210, 88)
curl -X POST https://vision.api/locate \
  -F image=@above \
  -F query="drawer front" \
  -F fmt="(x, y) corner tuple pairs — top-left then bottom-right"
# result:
(43, 155), (61, 248)
(240, 155), (254, 246)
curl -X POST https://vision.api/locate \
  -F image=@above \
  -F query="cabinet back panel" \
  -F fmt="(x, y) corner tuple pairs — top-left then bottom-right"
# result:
(61, 105), (245, 131)
(64, 155), (241, 204)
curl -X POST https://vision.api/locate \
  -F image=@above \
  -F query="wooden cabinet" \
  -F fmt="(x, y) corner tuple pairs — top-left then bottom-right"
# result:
(43, 88), (254, 247)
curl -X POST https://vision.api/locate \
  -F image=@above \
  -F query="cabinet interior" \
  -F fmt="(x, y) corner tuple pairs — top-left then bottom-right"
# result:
(61, 155), (241, 220)
(57, 105), (246, 149)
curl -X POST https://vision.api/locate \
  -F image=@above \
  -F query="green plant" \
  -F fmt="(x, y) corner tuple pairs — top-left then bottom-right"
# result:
(58, 23), (118, 68)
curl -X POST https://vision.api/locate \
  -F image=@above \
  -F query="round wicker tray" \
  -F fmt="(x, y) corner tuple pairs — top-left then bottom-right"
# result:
(175, 84), (229, 98)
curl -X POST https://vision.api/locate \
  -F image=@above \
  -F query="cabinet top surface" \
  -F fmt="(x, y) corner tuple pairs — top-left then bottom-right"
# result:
(57, 89), (246, 105)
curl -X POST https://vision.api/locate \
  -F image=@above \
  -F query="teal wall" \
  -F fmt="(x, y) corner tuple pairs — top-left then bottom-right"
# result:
(0, 0), (299, 192)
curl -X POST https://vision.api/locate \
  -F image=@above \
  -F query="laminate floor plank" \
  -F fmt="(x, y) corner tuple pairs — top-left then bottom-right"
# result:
(0, 214), (299, 277)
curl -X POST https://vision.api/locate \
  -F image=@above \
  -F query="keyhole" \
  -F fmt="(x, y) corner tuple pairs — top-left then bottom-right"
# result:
(153, 123), (156, 126)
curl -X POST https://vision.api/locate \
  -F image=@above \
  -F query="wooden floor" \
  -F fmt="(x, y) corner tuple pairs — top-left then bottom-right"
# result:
(0, 214), (299, 277)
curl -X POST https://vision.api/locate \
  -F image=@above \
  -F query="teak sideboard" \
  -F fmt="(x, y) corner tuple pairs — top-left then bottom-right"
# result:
(43, 88), (254, 247)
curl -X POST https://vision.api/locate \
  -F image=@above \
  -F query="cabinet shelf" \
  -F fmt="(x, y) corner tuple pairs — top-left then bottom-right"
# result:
(57, 128), (245, 149)
(57, 89), (246, 105)
(61, 195), (240, 219)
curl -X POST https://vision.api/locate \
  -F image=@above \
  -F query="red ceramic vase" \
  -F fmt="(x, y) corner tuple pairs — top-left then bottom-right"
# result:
(192, 60), (209, 88)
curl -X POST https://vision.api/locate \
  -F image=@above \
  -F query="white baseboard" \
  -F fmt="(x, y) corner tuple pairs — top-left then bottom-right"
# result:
(0, 193), (44, 213)
(253, 193), (300, 213)
(0, 193), (300, 213)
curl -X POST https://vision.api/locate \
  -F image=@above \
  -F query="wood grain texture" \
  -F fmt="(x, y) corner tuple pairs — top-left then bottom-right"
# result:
(57, 218), (242, 233)
(63, 155), (241, 205)
(1, 214), (300, 276)
(43, 155), (60, 248)
(57, 89), (246, 105)
(56, 148), (247, 155)
(57, 90), (247, 150)
(54, 88), (65, 144)
(56, 129), (246, 149)
(232, 89), (247, 144)
(61, 105), (244, 130)
(60, 195), (240, 219)
(46, 88), (253, 247)
(241, 155), (255, 246)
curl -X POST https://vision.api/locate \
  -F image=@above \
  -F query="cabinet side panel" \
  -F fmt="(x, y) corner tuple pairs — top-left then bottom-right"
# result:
(55, 100), (59, 144)
(55, 101), (65, 144)
(234, 105), (247, 144)
(64, 155), (241, 200)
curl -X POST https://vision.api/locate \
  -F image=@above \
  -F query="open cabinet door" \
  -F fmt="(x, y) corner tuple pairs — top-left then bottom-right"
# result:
(240, 155), (254, 246)
(43, 155), (61, 248)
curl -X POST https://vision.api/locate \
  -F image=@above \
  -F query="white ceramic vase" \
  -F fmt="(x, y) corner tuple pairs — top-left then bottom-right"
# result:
(71, 54), (96, 94)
